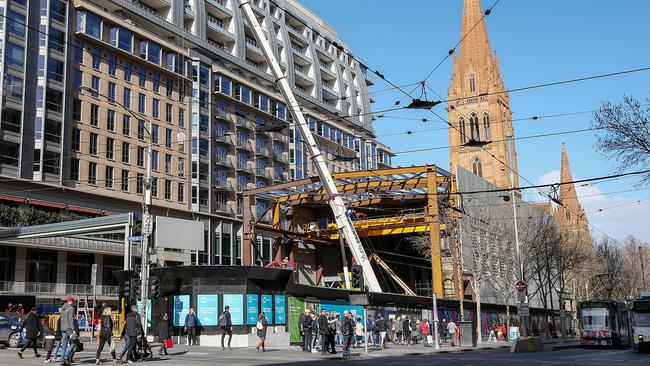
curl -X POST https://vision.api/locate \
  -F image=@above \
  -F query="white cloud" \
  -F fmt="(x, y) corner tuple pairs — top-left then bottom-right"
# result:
(532, 170), (650, 242)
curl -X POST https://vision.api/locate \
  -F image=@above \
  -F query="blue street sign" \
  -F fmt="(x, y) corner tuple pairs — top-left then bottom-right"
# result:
(127, 236), (144, 242)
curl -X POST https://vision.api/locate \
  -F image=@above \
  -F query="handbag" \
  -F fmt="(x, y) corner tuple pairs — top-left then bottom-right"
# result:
(163, 339), (173, 349)
(426, 335), (434, 344)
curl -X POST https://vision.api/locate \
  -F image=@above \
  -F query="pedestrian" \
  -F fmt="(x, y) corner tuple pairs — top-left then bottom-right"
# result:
(4, 303), (13, 312)
(420, 318), (430, 346)
(58, 296), (76, 364)
(375, 315), (387, 349)
(335, 314), (343, 346)
(42, 315), (56, 363)
(184, 308), (198, 346)
(317, 309), (329, 355)
(158, 313), (171, 356)
(342, 311), (355, 357)
(52, 316), (63, 362)
(96, 306), (116, 365)
(63, 314), (81, 365)
(447, 319), (458, 347)
(301, 310), (313, 352)
(298, 313), (306, 351)
(488, 320), (498, 342)
(441, 319), (448, 343)
(255, 312), (268, 352)
(402, 316), (411, 346)
(395, 316), (403, 345)
(219, 306), (233, 350)
(118, 305), (141, 363)
(327, 311), (337, 353)
(354, 317), (364, 347)
(365, 315), (375, 347)
(17, 307), (42, 359)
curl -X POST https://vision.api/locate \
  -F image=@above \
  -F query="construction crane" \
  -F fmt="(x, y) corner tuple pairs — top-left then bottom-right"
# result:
(239, 1), (382, 292)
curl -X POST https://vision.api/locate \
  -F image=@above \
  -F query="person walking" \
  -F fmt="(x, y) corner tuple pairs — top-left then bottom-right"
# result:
(317, 309), (329, 355)
(59, 297), (76, 363)
(420, 319), (430, 346)
(342, 311), (355, 357)
(334, 314), (343, 346)
(488, 320), (498, 342)
(365, 315), (375, 347)
(184, 308), (198, 346)
(376, 315), (387, 349)
(402, 316), (411, 346)
(42, 315), (56, 363)
(18, 307), (42, 359)
(447, 319), (458, 347)
(300, 310), (313, 352)
(118, 305), (141, 363)
(440, 319), (448, 343)
(158, 314), (171, 356)
(219, 306), (232, 350)
(255, 313), (268, 352)
(95, 307), (116, 365)
(354, 317), (364, 348)
(327, 311), (337, 354)
(395, 316), (403, 345)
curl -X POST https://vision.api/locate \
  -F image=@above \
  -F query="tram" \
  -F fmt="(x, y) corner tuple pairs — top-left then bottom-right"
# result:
(577, 300), (630, 347)
(629, 292), (650, 351)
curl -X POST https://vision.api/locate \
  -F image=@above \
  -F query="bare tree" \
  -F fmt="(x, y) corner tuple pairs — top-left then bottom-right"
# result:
(592, 96), (650, 184)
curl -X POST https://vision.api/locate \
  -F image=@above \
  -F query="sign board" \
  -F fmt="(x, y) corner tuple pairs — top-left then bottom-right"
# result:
(261, 295), (273, 324)
(154, 216), (204, 251)
(349, 293), (369, 306)
(515, 280), (526, 292)
(274, 295), (286, 325)
(127, 236), (144, 242)
(509, 326), (520, 340)
(197, 294), (219, 326)
(142, 213), (152, 235)
(173, 295), (190, 327)
(246, 294), (259, 325)
(223, 294), (244, 325)
(91, 264), (97, 286)
(518, 303), (530, 317)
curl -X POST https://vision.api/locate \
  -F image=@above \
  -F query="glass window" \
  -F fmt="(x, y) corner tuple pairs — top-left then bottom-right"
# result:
(152, 98), (160, 119)
(199, 114), (209, 133)
(110, 27), (133, 52)
(92, 48), (101, 70)
(139, 68), (146, 87)
(27, 249), (57, 283)
(122, 141), (130, 163)
(45, 88), (63, 112)
(137, 120), (145, 140)
(137, 147), (145, 167)
(84, 11), (102, 39)
(70, 158), (79, 180)
(165, 128), (172, 148)
(106, 109), (115, 131)
(47, 58), (64, 82)
(138, 93), (146, 114)
(153, 73), (160, 93)
(91, 75), (100, 97)
(121, 170), (129, 191)
(151, 150), (159, 170)
(148, 42), (161, 64)
(122, 115), (131, 136)
(108, 55), (117, 76)
(72, 99), (82, 121)
(166, 52), (175, 71)
(151, 124), (159, 144)
(178, 183), (185, 202)
(108, 82), (116, 102)
(7, 10), (25, 37)
(5, 42), (25, 68)
(66, 253), (94, 285)
(44, 119), (61, 143)
(124, 88), (131, 109)
(200, 66), (209, 86)
(124, 61), (132, 82)
(3, 74), (23, 100)
(49, 28), (65, 52)
(75, 41), (84, 63)
(166, 103), (173, 123)
(73, 69), (83, 92)
(241, 85), (251, 104)
(179, 108), (185, 128)
(90, 104), (99, 126)
(89, 133), (98, 155)
(106, 137), (114, 159)
(221, 76), (231, 96)
(50, 0), (66, 23)
(136, 173), (144, 194)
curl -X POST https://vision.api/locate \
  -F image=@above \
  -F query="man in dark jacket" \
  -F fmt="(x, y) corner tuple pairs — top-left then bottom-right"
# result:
(184, 308), (198, 346)
(118, 306), (142, 363)
(342, 311), (355, 357)
(317, 309), (329, 355)
(219, 306), (232, 350)
(18, 307), (42, 359)
(403, 316), (412, 346)
(301, 311), (313, 352)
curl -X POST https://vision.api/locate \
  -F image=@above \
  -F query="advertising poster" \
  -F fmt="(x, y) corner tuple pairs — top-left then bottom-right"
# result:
(247, 294), (259, 325)
(197, 294), (219, 326)
(320, 301), (365, 334)
(173, 295), (190, 327)
(223, 294), (244, 325)
(288, 296), (305, 343)
(136, 300), (152, 327)
(261, 294), (273, 324)
(274, 295), (286, 325)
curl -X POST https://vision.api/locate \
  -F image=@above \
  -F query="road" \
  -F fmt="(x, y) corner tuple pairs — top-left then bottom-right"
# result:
(1, 342), (648, 365)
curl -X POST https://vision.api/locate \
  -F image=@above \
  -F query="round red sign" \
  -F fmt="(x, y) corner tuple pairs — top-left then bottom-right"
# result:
(515, 281), (526, 292)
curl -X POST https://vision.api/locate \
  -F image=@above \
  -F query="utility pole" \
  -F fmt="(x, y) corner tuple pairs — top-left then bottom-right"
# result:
(239, 0), (382, 292)
(139, 117), (153, 336)
(506, 134), (527, 337)
(640, 246), (647, 291)
(338, 229), (351, 289)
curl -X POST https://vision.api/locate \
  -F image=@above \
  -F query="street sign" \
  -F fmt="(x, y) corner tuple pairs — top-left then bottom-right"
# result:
(349, 293), (369, 306)
(515, 280), (527, 292)
(128, 236), (144, 242)
(142, 213), (152, 235)
(517, 303), (530, 317)
(91, 264), (97, 286)
(559, 309), (566, 318)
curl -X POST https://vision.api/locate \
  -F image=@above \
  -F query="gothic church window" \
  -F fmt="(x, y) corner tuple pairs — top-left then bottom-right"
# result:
(470, 113), (479, 141)
(483, 113), (490, 141)
(459, 117), (467, 143)
(469, 74), (476, 93)
(472, 156), (482, 177)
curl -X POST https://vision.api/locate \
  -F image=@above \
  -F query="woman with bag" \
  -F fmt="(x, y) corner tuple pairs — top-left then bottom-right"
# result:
(95, 307), (116, 365)
(255, 313), (268, 352)
(158, 313), (171, 355)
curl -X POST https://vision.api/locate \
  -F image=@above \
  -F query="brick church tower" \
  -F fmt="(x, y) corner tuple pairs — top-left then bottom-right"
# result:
(555, 143), (590, 238)
(448, 0), (519, 189)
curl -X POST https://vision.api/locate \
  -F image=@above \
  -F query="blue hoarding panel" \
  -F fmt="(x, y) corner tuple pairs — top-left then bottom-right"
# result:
(247, 294), (259, 325)
(261, 294), (273, 324)
(197, 294), (219, 326)
(173, 295), (190, 327)
(223, 294), (244, 325)
(274, 295), (286, 324)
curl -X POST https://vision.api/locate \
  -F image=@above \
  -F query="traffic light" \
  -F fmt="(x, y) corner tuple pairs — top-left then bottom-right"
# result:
(134, 278), (142, 299)
(351, 264), (364, 290)
(120, 278), (134, 301)
(150, 277), (161, 299)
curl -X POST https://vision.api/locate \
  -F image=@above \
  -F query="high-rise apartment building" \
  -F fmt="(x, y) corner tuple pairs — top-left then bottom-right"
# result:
(0, 0), (391, 303)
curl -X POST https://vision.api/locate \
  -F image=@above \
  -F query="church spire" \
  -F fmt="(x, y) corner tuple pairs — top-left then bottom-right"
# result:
(557, 143), (589, 233)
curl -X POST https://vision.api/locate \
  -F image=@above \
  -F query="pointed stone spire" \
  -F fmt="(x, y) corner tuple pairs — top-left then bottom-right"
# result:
(458, 0), (493, 94)
(557, 143), (589, 234)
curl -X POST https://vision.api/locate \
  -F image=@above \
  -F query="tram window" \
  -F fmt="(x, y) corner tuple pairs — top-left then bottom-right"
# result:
(634, 312), (650, 326)
(581, 308), (610, 330)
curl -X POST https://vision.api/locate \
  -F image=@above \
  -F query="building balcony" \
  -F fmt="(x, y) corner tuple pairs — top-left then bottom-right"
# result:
(274, 153), (288, 164)
(235, 182), (250, 192)
(214, 155), (231, 166)
(1, 281), (118, 299)
(215, 201), (231, 214)
(258, 210), (273, 224)
(236, 162), (254, 174)
(215, 134), (232, 144)
(215, 107), (230, 120)
(214, 178), (234, 191)
(364, 71), (375, 86)
(272, 132), (288, 143)
(287, 26), (308, 42)
(255, 168), (271, 179)
(184, 3), (195, 17)
(273, 173), (287, 183)
(236, 139), (252, 150)
(235, 115), (255, 130)
(207, 0), (229, 13)
(255, 145), (270, 156)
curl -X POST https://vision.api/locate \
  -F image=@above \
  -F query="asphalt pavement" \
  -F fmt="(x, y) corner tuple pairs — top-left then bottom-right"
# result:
(1, 339), (648, 365)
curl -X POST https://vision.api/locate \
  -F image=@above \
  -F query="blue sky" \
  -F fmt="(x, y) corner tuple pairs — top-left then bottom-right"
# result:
(299, 0), (650, 242)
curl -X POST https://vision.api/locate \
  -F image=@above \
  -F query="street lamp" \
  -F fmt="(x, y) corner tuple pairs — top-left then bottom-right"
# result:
(79, 85), (153, 334)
